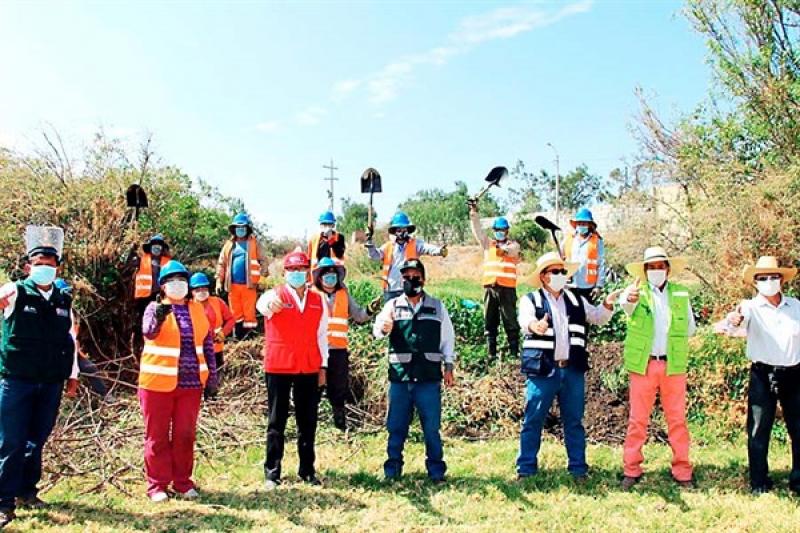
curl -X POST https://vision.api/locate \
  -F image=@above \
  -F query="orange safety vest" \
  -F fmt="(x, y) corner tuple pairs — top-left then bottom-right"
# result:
(315, 287), (350, 350)
(134, 253), (171, 299)
(481, 243), (518, 288)
(564, 232), (602, 286)
(138, 301), (210, 392)
(220, 236), (261, 286)
(381, 239), (418, 290)
(308, 232), (343, 268)
(206, 296), (226, 353)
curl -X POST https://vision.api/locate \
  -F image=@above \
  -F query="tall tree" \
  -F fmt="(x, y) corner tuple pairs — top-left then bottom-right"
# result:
(507, 159), (606, 213)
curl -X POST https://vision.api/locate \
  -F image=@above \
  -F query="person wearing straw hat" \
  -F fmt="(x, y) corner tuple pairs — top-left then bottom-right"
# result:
(0, 226), (79, 527)
(516, 252), (621, 481)
(619, 246), (697, 490)
(563, 208), (605, 303)
(727, 256), (800, 495)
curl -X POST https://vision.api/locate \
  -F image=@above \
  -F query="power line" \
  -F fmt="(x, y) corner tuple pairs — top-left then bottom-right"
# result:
(322, 158), (339, 212)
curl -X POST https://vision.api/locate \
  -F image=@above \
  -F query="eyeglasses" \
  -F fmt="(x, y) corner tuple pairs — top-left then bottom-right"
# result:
(402, 276), (423, 282)
(755, 274), (782, 282)
(545, 268), (568, 276)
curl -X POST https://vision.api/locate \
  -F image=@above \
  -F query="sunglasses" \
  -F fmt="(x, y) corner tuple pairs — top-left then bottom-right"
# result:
(545, 268), (568, 276)
(402, 276), (423, 282)
(755, 274), (782, 282)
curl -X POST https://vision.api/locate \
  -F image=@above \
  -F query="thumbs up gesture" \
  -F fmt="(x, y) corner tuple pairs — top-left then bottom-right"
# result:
(381, 309), (395, 334)
(727, 304), (744, 327)
(529, 313), (551, 335)
(626, 278), (641, 304)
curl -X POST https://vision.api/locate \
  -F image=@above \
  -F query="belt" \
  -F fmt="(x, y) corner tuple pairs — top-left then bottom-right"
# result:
(650, 355), (667, 361)
(557, 360), (569, 368)
(753, 361), (800, 371)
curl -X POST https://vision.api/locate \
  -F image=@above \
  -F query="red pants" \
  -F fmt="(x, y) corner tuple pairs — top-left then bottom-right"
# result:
(139, 387), (203, 496)
(623, 360), (693, 481)
(229, 284), (258, 329)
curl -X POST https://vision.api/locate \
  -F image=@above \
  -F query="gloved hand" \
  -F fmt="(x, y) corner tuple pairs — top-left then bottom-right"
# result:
(367, 295), (383, 315)
(365, 227), (374, 244)
(440, 245), (448, 258)
(591, 287), (602, 301)
(155, 303), (173, 322)
(204, 385), (219, 400)
(214, 329), (226, 344)
(65, 378), (79, 398)
(215, 283), (225, 296)
(466, 197), (478, 211)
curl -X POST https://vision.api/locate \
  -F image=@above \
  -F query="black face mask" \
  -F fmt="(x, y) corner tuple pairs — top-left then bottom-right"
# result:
(402, 278), (423, 297)
(395, 231), (409, 243)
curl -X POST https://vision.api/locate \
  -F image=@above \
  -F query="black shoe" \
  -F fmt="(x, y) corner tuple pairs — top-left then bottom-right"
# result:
(573, 474), (589, 485)
(485, 335), (497, 359)
(751, 478), (774, 495)
(621, 476), (640, 491)
(429, 477), (446, 485)
(332, 407), (347, 431)
(16, 495), (46, 509)
(0, 509), (15, 528)
(301, 475), (321, 486)
(674, 477), (695, 489)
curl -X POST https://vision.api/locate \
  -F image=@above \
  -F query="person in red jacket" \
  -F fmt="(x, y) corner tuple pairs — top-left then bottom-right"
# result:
(256, 248), (328, 489)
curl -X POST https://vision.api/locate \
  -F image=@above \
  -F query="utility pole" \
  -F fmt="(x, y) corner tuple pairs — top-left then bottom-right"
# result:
(322, 158), (339, 212)
(546, 142), (560, 224)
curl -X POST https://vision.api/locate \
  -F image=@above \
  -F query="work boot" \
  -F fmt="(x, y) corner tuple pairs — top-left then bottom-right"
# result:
(16, 495), (46, 509)
(621, 476), (640, 491)
(332, 406), (347, 431)
(234, 322), (245, 340)
(485, 334), (498, 360)
(507, 337), (520, 359)
(0, 508), (15, 528)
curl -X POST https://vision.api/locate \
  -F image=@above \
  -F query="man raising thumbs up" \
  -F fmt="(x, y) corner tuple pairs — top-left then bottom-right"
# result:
(516, 252), (620, 481)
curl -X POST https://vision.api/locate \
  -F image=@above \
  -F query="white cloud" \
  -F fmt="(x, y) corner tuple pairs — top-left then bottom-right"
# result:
(332, 79), (361, 99)
(255, 120), (281, 133)
(296, 106), (327, 126)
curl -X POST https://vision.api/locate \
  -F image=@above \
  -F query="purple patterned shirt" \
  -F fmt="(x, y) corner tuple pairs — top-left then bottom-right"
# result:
(142, 302), (217, 389)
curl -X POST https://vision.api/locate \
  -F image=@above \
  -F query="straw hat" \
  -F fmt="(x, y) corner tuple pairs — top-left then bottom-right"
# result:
(742, 256), (797, 285)
(625, 246), (688, 281)
(530, 251), (579, 289)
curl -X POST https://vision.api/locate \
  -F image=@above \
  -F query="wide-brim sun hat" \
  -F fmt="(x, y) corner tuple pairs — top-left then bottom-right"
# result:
(530, 251), (579, 289)
(742, 256), (797, 285)
(312, 257), (347, 286)
(625, 246), (688, 282)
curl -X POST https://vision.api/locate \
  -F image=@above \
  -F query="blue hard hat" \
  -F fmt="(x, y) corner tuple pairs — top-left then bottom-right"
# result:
(570, 208), (595, 227)
(189, 272), (211, 289)
(311, 257), (346, 288)
(230, 213), (251, 227)
(492, 217), (510, 230)
(315, 257), (337, 270)
(158, 260), (190, 284)
(318, 211), (336, 224)
(389, 212), (416, 233)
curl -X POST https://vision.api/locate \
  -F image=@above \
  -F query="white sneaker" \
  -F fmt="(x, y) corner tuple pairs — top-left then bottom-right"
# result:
(149, 491), (169, 503)
(177, 488), (199, 499)
(264, 480), (280, 491)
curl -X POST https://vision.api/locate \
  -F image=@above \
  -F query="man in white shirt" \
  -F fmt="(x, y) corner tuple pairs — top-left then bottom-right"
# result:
(516, 252), (620, 481)
(728, 256), (800, 495)
(619, 247), (696, 490)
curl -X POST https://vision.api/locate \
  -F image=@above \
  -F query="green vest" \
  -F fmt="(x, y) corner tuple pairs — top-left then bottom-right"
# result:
(387, 294), (445, 383)
(0, 279), (75, 382)
(623, 282), (690, 376)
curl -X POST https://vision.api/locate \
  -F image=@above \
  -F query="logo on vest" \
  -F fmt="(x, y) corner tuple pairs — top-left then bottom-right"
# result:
(56, 308), (70, 318)
(23, 305), (38, 314)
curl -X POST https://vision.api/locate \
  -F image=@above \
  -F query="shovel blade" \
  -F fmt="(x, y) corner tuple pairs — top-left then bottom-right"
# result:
(485, 166), (508, 186)
(534, 214), (560, 232)
(126, 184), (148, 208)
(361, 167), (382, 193)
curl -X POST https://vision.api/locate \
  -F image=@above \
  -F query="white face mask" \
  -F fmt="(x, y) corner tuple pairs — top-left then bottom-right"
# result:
(647, 269), (667, 287)
(164, 280), (188, 300)
(194, 290), (210, 302)
(546, 274), (568, 292)
(756, 279), (781, 298)
(29, 265), (57, 286)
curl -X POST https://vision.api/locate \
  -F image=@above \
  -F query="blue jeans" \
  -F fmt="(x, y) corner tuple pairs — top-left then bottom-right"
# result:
(517, 367), (587, 477)
(385, 381), (446, 480)
(0, 377), (64, 510)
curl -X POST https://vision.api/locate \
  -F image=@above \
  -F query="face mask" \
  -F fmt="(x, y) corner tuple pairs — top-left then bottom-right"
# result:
(286, 271), (307, 288)
(235, 227), (248, 238)
(647, 269), (667, 287)
(494, 231), (507, 241)
(577, 226), (590, 236)
(194, 290), (210, 302)
(320, 225), (335, 238)
(546, 274), (567, 293)
(29, 265), (57, 286)
(756, 279), (781, 298)
(395, 231), (409, 243)
(150, 245), (163, 256)
(402, 278), (423, 297)
(321, 273), (338, 287)
(164, 280), (188, 300)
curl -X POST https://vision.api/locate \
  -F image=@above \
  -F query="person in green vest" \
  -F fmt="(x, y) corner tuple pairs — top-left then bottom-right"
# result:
(619, 246), (697, 490)
(372, 259), (455, 483)
(0, 226), (79, 529)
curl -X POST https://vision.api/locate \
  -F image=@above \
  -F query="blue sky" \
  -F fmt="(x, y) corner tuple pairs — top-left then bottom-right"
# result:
(0, 0), (710, 238)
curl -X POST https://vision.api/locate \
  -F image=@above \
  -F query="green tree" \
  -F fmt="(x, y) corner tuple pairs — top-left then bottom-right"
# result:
(508, 160), (605, 213)
(337, 197), (374, 239)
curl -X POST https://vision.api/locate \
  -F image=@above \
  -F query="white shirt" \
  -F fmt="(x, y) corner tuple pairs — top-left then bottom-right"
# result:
(256, 286), (330, 367)
(620, 282), (697, 355)
(517, 289), (614, 361)
(0, 282), (79, 379)
(736, 294), (800, 366)
(373, 294), (456, 365)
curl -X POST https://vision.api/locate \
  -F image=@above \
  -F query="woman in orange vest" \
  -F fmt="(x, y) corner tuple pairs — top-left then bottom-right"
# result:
(189, 272), (235, 399)
(130, 234), (171, 357)
(311, 257), (370, 431)
(562, 208), (605, 304)
(139, 260), (218, 503)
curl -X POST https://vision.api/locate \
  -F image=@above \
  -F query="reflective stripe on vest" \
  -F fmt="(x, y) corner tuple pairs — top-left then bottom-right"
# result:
(308, 233), (341, 268)
(381, 239), (418, 290)
(321, 288), (349, 350)
(134, 254), (170, 299)
(564, 232), (601, 286)
(221, 236), (261, 286)
(481, 243), (518, 288)
(139, 301), (210, 392)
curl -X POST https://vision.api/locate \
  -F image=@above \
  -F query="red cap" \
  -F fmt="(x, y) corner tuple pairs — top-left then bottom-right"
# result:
(283, 248), (310, 269)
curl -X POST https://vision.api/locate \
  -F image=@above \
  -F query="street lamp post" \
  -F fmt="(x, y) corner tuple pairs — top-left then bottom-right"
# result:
(546, 142), (560, 224)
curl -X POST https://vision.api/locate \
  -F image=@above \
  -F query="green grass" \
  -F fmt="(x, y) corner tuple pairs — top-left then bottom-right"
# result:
(16, 433), (800, 532)
(425, 278), (535, 302)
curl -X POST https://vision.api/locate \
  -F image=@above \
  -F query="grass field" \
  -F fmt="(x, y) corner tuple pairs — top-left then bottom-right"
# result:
(13, 432), (800, 532)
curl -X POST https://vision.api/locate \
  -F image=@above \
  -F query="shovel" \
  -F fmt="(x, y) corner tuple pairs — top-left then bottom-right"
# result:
(534, 215), (564, 259)
(361, 168), (382, 240)
(469, 166), (508, 204)
(126, 184), (149, 224)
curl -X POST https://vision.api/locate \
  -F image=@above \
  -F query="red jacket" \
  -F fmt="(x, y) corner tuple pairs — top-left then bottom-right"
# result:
(263, 285), (324, 374)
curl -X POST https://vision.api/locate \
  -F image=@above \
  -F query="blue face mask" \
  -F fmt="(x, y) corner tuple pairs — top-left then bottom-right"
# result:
(235, 227), (248, 238)
(29, 265), (57, 286)
(494, 231), (507, 241)
(286, 270), (307, 288)
(321, 273), (338, 287)
(577, 225), (590, 236)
